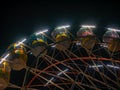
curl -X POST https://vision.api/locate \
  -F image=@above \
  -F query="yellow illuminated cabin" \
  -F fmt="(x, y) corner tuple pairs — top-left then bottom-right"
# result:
(77, 27), (96, 50)
(0, 61), (11, 89)
(51, 27), (71, 50)
(8, 44), (27, 71)
(103, 30), (120, 52)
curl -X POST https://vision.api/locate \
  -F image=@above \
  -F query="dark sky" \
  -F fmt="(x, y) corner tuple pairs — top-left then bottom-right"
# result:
(1, 1), (120, 55)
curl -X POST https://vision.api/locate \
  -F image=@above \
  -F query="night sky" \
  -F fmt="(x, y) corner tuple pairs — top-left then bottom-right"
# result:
(1, 1), (120, 55)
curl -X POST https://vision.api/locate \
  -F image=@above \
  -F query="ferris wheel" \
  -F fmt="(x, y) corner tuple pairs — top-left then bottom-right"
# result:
(0, 24), (120, 90)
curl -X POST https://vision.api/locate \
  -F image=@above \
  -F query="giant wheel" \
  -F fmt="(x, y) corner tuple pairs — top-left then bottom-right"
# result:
(0, 24), (120, 90)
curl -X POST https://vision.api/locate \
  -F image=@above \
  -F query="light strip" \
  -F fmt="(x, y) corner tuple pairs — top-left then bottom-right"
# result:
(51, 45), (56, 48)
(45, 68), (68, 86)
(16, 38), (27, 46)
(57, 68), (69, 76)
(107, 28), (120, 32)
(76, 42), (81, 46)
(56, 25), (70, 29)
(107, 64), (120, 69)
(36, 29), (48, 35)
(81, 25), (96, 28)
(89, 65), (103, 68)
(45, 77), (54, 86)
(0, 53), (10, 64)
(100, 43), (108, 48)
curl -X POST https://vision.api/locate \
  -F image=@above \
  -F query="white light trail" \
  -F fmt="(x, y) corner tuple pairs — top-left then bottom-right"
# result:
(57, 68), (69, 76)
(44, 77), (54, 86)
(56, 25), (70, 29)
(16, 38), (27, 46)
(107, 64), (120, 69)
(45, 68), (68, 86)
(89, 65), (103, 68)
(107, 28), (120, 32)
(0, 53), (10, 64)
(76, 42), (81, 46)
(81, 25), (96, 28)
(100, 43), (108, 48)
(51, 45), (56, 48)
(35, 29), (48, 35)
